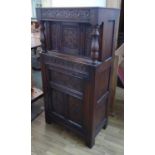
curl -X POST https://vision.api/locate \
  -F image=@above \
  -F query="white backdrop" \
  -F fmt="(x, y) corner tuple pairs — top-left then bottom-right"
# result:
(42, 0), (106, 7)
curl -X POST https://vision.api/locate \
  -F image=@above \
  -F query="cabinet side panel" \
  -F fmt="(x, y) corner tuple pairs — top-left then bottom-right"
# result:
(102, 20), (115, 61)
(94, 63), (111, 134)
(96, 67), (111, 100)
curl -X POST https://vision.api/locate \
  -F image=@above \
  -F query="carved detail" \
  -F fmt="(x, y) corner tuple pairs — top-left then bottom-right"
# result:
(63, 28), (78, 49)
(42, 9), (90, 20)
(40, 21), (47, 53)
(91, 25), (100, 63)
(35, 7), (120, 148)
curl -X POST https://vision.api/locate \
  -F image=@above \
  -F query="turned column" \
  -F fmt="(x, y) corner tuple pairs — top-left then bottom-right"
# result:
(91, 25), (100, 63)
(40, 21), (47, 53)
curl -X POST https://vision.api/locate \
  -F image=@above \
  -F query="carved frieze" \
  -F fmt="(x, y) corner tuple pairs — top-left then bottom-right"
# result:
(42, 8), (91, 21)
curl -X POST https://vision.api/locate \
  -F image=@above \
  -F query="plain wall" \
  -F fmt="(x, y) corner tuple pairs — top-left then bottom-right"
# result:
(52, 0), (106, 7)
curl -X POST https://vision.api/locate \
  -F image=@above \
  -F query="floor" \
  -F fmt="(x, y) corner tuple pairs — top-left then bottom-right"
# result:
(32, 69), (42, 90)
(31, 87), (124, 155)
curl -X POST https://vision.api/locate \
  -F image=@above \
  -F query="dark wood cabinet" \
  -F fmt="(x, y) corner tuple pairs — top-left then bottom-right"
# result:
(36, 7), (120, 148)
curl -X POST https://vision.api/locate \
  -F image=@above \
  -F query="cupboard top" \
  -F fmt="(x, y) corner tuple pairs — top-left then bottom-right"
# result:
(36, 7), (120, 25)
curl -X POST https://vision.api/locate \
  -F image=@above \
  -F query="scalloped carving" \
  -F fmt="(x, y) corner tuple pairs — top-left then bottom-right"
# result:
(42, 9), (90, 20)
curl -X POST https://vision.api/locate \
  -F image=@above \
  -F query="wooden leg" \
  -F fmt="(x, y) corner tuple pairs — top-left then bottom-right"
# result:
(103, 123), (107, 129)
(45, 113), (52, 124)
(85, 137), (95, 148)
(103, 119), (108, 129)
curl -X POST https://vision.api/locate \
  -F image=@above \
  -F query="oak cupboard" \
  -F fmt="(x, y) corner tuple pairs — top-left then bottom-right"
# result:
(36, 7), (120, 148)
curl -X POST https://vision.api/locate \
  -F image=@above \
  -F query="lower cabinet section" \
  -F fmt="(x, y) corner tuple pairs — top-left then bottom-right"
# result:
(42, 52), (110, 148)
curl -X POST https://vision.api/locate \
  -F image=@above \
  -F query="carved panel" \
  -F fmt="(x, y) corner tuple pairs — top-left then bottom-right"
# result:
(41, 8), (91, 21)
(63, 27), (79, 49)
(61, 24), (80, 55)
(68, 96), (83, 125)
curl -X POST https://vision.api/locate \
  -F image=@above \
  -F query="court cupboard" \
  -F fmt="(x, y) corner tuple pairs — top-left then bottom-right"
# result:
(36, 7), (120, 148)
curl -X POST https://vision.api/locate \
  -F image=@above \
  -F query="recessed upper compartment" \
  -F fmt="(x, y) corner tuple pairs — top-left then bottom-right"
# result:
(48, 21), (92, 56)
(36, 7), (120, 60)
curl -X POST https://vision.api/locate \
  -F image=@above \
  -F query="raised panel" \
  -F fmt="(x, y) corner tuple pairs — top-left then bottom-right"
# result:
(85, 24), (92, 57)
(61, 23), (82, 56)
(51, 90), (66, 116)
(103, 20), (115, 60)
(45, 22), (51, 50)
(68, 96), (83, 125)
(62, 27), (79, 49)
(51, 87), (83, 126)
(95, 96), (108, 129)
(96, 68), (111, 99)
(51, 22), (61, 50)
